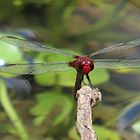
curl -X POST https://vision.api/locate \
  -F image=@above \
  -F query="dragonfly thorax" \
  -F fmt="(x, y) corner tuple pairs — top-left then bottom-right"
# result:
(69, 56), (94, 74)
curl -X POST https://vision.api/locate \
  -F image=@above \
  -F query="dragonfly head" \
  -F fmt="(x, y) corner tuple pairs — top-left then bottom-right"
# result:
(81, 60), (94, 74)
(69, 56), (94, 74)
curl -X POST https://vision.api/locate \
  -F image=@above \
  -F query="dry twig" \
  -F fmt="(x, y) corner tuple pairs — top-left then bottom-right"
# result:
(76, 86), (102, 140)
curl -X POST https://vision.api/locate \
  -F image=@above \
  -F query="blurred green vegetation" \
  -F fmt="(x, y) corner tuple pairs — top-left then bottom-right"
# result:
(0, 0), (140, 140)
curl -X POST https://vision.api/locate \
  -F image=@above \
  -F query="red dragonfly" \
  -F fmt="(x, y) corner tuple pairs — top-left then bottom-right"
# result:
(0, 36), (140, 97)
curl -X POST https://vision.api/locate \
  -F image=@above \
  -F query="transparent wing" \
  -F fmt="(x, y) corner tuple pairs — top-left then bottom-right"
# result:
(0, 62), (73, 75)
(94, 58), (140, 69)
(0, 36), (75, 58)
(90, 39), (140, 57)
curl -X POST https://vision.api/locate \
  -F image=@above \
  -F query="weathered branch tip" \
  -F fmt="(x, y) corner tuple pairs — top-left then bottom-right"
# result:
(76, 85), (102, 140)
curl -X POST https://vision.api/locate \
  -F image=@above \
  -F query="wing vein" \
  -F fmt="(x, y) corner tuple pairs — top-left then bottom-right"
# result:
(94, 58), (140, 69)
(0, 36), (75, 58)
(0, 62), (73, 75)
(90, 39), (140, 57)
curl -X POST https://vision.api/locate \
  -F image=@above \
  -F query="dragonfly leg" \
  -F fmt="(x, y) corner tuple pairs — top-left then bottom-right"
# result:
(82, 78), (87, 85)
(74, 72), (84, 99)
(86, 74), (93, 89)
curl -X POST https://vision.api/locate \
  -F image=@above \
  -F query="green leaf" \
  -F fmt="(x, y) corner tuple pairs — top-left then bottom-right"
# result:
(87, 68), (110, 85)
(58, 70), (76, 86)
(94, 125), (121, 140)
(0, 40), (23, 63)
(69, 125), (121, 140)
(132, 120), (140, 134)
(35, 73), (59, 86)
(31, 91), (73, 125)
(0, 80), (30, 140)
(0, 38), (25, 77)
(35, 67), (109, 87)
(34, 50), (77, 86)
(69, 126), (79, 140)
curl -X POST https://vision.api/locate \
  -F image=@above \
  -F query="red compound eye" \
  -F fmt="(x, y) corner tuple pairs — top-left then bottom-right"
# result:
(82, 65), (92, 74)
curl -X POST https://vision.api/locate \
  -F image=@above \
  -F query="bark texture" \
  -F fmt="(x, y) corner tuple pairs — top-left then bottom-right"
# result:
(76, 86), (102, 140)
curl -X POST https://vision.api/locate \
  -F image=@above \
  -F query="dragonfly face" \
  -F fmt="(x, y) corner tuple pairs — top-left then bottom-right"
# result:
(0, 36), (140, 97)
(69, 56), (94, 74)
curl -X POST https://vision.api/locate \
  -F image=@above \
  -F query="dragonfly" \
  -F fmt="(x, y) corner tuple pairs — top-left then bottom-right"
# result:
(0, 36), (140, 97)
